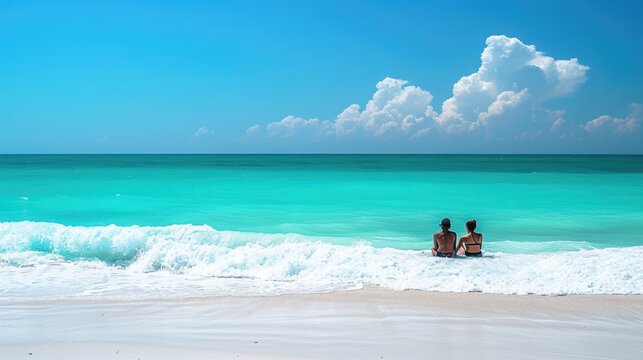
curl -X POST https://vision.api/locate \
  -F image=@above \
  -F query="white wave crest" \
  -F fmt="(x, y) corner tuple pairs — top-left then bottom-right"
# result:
(1, 221), (642, 299)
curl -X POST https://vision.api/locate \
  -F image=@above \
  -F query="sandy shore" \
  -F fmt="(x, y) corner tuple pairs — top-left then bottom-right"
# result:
(2, 288), (642, 359)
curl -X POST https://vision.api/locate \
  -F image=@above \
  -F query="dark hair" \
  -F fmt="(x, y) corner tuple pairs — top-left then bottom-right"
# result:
(466, 219), (477, 232)
(440, 218), (451, 232)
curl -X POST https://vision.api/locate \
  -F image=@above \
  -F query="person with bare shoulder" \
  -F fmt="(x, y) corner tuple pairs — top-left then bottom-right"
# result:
(456, 219), (483, 257)
(432, 218), (457, 258)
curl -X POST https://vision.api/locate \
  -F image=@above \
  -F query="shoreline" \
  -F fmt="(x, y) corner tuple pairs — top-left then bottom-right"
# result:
(2, 287), (642, 359)
(5, 285), (642, 309)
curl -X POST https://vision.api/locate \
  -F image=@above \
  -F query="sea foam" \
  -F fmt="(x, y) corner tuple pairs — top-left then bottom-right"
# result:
(1, 221), (641, 300)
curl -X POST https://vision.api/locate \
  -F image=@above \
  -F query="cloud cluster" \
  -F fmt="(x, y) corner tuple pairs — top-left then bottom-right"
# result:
(584, 103), (641, 134)
(247, 35), (638, 149)
(438, 35), (589, 134)
(254, 78), (435, 140)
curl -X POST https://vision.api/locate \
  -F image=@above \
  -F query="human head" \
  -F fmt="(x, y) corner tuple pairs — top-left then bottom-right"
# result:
(466, 219), (477, 232)
(440, 218), (451, 231)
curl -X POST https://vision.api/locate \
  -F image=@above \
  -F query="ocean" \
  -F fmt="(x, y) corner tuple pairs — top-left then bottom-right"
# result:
(1, 154), (642, 298)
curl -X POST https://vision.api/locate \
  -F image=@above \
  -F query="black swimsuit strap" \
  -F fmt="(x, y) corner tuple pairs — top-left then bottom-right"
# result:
(468, 232), (480, 246)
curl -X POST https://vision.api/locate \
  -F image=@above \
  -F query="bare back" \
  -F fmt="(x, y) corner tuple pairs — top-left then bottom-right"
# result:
(433, 231), (457, 253)
(457, 232), (483, 253)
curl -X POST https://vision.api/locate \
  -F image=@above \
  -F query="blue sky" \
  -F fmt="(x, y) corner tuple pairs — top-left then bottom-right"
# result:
(1, 0), (642, 153)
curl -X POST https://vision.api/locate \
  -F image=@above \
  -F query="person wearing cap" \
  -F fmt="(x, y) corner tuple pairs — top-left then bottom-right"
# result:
(432, 218), (457, 258)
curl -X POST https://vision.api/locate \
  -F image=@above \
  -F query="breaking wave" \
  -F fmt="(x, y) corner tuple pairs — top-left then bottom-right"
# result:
(1, 221), (641, 299)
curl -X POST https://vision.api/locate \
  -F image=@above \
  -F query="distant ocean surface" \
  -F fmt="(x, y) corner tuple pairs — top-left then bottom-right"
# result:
(1, 154), (642, 298)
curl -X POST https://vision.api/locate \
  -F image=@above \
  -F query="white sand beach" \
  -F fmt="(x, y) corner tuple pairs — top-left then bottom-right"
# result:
(2, 287), (642, 360)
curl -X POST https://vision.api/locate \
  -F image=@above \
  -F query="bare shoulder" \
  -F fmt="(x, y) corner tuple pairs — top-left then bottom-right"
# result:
(433, 231), (443, 237)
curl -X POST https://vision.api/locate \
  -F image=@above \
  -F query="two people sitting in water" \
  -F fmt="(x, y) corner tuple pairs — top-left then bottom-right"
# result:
(432, 218), (482, 258)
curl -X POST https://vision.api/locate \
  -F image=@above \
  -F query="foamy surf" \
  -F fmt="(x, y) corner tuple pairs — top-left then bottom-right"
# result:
(1, 221), (641, 300)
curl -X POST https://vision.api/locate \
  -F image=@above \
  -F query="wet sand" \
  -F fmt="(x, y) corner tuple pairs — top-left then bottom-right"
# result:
(2, 287), (642, 359)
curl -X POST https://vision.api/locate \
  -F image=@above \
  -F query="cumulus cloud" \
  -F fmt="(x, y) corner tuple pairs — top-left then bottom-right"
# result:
(471, 89), (530, 132)
(192, 127), (213, 138)
(437, 35), (589, 133)
(246, 35), (638, 151)
(584, 104), (641, 134)
(254, 77), (436, 141)
(245, 124), (261, 136)
(267, 116), (334, 139)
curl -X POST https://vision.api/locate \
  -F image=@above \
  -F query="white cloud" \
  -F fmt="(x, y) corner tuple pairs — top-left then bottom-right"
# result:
(258, 77), (436, 140)
(547, 110), (566, 131)
(192, 127), (213, 138)
(266, 116), (334, 139)
(471, 89), (530, 131)
(437, 35), (589, 133)
(246, 35), (640, 151)
(245, 124), (261, 136)
(584, 104), (641, 134)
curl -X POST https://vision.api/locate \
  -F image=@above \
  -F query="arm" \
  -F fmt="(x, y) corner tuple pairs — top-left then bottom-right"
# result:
(456, 238), (465, 255)
(433, 234), (438, 251)
(452, 232), (458, 253)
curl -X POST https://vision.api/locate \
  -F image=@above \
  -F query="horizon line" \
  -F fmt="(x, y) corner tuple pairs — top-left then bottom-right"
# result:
(1, 153), (643, 156)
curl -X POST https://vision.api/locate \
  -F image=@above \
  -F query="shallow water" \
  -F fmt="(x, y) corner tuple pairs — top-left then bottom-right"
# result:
(1, 155), (642, 298)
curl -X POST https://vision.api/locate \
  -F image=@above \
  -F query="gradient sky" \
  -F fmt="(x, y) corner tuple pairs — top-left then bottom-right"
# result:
(1, 0), (642, 153)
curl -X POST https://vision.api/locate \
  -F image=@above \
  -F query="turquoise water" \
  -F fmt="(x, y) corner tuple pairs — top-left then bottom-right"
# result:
(2, 155), (643, 251)
(1, 155), (642, 297)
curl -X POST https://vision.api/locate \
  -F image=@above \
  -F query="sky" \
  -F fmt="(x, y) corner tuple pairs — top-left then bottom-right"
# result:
(1, 0), (642, 154)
